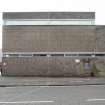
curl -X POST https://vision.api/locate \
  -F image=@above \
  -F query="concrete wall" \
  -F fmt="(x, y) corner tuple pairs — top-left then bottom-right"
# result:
(94, 26), (105, 76)
(96, 26), (105, 52)
(2, 25), (96, 76)
(3, 26), (95, 52)
(3, 12), (95, 19)
(2, 57), (85, 76)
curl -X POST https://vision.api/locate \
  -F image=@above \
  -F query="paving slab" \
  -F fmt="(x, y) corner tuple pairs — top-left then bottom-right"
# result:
(0, 76), (105, 86)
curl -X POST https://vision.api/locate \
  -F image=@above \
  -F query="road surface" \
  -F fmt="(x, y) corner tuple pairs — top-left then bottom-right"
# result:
(0, 85), (105, 105)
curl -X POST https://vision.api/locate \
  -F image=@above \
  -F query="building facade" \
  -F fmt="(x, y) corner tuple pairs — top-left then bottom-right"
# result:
(2, 12), (105, 76)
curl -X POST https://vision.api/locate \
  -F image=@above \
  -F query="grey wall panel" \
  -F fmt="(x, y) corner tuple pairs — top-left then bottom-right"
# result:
(3, 12), (48, 19)
(2, 57), (49, 76)
(3, 12), (95, 19)
(64, 58), (85, 76)
(3, 26), (95, 52)
(94, 59), (105, 76)
(94, 26), (105, 76)
(95, 60), (105, 71)
(49, 26), (95, 52)
(96, 26), (105, 52)
(49, 12), (95, 19)
(3, 26), (49, 52)
(48, 57), (65, 76)
(2, 57), (85, 76)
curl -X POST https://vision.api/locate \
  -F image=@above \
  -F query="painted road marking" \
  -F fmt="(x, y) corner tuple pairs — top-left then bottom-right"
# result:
(0, 101), (54, 104)
(87, 99), (105, 101)
(70, 80), (83, 82)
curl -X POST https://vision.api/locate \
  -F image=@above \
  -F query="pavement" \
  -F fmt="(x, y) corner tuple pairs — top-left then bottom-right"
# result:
(0, 76), (105, 86)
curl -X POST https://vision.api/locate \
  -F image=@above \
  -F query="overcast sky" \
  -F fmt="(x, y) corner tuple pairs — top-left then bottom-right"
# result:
(0, 0), (105, 49)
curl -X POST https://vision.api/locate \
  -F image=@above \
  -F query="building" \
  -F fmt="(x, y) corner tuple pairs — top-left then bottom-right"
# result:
(2, 12), (105, 76)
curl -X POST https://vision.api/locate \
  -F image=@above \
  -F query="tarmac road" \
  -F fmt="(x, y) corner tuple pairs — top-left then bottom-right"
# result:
(0, 85), (105, 105)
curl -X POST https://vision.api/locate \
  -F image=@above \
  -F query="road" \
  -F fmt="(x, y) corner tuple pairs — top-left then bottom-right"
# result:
(0, 85), (105, 105)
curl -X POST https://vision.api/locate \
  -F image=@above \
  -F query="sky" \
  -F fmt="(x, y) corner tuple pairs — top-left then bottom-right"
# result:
(0, 0), (105, 49)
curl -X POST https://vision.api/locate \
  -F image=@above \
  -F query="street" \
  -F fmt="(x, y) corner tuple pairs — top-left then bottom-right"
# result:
(0, 85), (105, 105)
